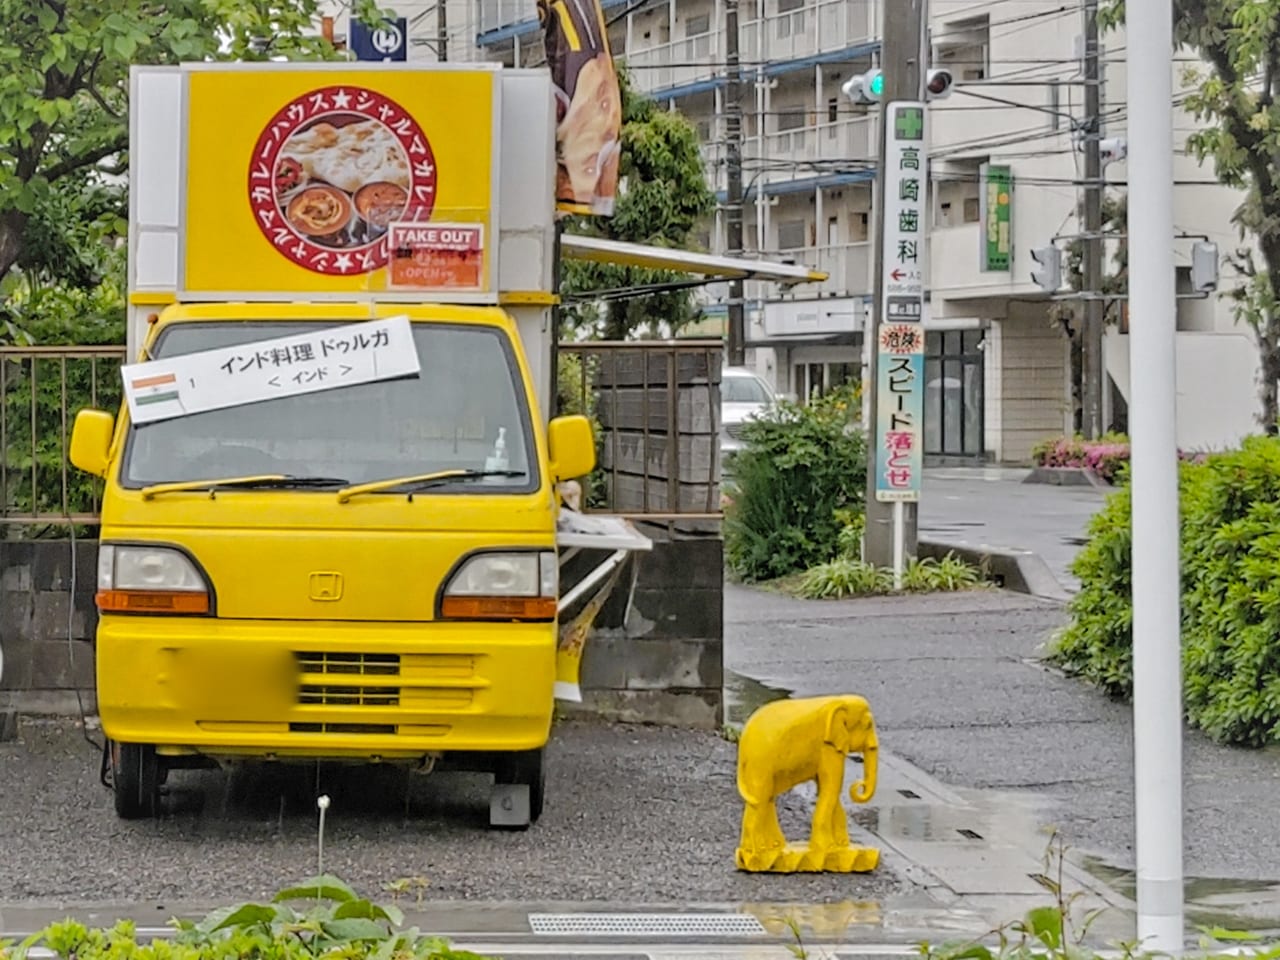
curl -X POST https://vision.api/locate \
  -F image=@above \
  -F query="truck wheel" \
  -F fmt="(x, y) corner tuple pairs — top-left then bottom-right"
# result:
(111, 741), (161, 820)
(493, 748), (545, 827)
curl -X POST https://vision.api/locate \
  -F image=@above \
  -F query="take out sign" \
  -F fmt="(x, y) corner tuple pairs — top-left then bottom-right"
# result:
(182, 67), (496, 296)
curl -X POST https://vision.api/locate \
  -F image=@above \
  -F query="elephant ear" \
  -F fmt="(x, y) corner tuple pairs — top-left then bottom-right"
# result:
(824, 704), (848, 747)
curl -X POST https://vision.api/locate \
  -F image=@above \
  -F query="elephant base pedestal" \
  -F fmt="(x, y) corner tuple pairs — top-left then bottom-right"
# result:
(735, 843), (880, 874)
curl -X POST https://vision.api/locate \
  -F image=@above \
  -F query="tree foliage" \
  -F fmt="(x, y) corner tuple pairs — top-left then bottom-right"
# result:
(0, 0), (361, 310)
(560, 66), (716, 340)
(1106, 0), (1280, 433)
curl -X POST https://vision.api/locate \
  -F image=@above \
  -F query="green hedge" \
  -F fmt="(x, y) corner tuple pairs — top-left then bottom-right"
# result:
(725, 386), (865, 582)
(1052, 436), (1280, 746)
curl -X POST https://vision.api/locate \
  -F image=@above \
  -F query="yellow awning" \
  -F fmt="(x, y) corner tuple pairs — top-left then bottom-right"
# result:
(560, 234), (828, 286)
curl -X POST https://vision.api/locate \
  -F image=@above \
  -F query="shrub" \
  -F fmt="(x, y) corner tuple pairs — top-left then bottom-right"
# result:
(795, 552), (984, 600)
(901, 553), (984, 592)
(1030, 433), (1131, 484)
(724, 386), (865, 582)
(5, 874), (496, 960)
(1052, 436), (1280, 746)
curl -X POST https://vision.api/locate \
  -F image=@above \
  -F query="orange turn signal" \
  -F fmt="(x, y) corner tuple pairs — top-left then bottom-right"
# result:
(440, 596), (557, 621)
(96, 590), (210, 615)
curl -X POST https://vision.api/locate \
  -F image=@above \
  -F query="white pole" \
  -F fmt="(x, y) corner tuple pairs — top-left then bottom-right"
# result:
(1127, 0), (1185, 951)
(892, 500), (905, 589)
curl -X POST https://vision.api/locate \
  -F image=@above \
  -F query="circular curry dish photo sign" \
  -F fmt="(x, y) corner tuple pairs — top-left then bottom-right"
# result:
(249, 86), (439, 276)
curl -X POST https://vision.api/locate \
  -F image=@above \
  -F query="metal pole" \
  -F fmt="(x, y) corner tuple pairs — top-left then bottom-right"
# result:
(1081, 0), (1104, 438)
(1127, 0), (1184, 950)
(437, 0), (448, 61)
(892, 500), (905, 589)
(863, 0), (926, 567)
(724, 0), (746, 368)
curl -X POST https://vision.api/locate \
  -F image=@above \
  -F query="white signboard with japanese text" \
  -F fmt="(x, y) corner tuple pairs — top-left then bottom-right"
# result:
(121, 315), (421, 425)
(875, 102), (928, 503)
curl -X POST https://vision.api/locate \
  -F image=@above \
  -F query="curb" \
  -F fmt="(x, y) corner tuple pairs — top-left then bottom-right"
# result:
(1021, 466), (1114, 490)
(917, 539), (1073, 602)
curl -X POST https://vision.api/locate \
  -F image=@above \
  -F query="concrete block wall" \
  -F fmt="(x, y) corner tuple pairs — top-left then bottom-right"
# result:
(569, 530), (724, 731)
(0, 536), (725, 730)
(0, 540), (98, 713)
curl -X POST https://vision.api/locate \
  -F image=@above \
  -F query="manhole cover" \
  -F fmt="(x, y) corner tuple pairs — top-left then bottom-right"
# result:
(527, 913), (767, 937)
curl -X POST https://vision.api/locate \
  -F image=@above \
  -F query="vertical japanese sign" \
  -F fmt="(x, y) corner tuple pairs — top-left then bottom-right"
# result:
(876, 102), (927, 503)
(979, 163), (1012, 272)
(538, 0), (622, 216)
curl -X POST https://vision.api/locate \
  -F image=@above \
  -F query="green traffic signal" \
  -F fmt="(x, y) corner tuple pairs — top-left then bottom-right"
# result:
(868, 73), (884, 97)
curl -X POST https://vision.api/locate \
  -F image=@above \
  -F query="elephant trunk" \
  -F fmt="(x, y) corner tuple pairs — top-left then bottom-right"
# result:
(849, 736), (878, 803)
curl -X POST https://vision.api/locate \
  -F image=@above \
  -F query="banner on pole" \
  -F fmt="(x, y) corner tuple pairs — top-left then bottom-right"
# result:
(537, 0), (623, 217)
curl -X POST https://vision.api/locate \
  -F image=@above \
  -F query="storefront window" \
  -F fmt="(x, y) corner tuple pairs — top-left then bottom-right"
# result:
(925, 330), (984, 458)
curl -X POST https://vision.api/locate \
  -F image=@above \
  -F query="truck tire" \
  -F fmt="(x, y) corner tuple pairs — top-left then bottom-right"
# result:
(494, 748), (545, 826)
(112, 741), (161, 820)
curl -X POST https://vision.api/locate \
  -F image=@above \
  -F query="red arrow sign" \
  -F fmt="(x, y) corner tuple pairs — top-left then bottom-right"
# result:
(890, 268), (905, 281)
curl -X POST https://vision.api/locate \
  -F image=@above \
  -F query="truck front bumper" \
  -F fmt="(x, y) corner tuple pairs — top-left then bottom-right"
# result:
(96, 616), (556, 761)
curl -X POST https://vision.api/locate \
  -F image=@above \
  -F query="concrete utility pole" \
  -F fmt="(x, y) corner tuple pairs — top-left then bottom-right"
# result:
(863, 0), (927, 567)
(1127, 0), (1185, 949)
(1081, 0), (1104, 438)
(724, 0), (746, 368)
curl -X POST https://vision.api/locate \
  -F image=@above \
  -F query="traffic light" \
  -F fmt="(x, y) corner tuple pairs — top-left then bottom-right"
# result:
(1191, 241), (1219, 293)
(842, 70), (884, 104)
(1030, 244), (1062, 293)
(925, 69), (954, 100)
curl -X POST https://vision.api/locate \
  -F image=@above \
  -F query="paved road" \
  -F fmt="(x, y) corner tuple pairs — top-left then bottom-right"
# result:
(725, 585), (1280, 903)
(919, 468), (1108, 592)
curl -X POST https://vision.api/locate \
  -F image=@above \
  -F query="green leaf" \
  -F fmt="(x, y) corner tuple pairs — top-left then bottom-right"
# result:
(1023, 905), (1063, 949)
(333, 899), (404, 926)
(274, 875), (359, 903)
(209, 903), (278, 932)
(319, 918), (387, 942)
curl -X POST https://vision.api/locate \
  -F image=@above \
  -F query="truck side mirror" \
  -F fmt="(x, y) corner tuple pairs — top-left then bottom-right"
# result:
(548, 415), (596, 482)
(70, 409), (116, 478)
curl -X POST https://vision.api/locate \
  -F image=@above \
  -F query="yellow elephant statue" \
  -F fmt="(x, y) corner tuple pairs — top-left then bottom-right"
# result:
(735, 694), (880, 873)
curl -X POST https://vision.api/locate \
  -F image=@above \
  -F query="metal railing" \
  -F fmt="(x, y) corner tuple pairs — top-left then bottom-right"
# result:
(1, 346), (126, 526)
(556, 340), (724, 521)
(1, 341), (725, 524)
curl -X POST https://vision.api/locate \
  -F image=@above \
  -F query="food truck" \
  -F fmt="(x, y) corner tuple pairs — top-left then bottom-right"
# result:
(69, 60), (822, 828)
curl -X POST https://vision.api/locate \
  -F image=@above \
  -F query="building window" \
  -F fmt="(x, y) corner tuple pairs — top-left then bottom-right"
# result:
(776, 109), (806, 132)
(827, 97), (839, 123)
(777, 219), (807, 250)
(685, 13), (710, 35)
(924, 330), (984, 458)
(936, 15), (989, 82)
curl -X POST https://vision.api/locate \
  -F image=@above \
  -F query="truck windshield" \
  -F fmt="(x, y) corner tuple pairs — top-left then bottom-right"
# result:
(120, 320), (538, 493)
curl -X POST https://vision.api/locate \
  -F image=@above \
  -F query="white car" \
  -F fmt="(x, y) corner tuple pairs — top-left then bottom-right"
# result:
(720, 367), (782, 458)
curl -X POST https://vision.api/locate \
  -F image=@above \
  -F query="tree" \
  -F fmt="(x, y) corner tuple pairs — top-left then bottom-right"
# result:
(0, 0), (362, 307)
(1107, 0), (1280, 433)
(560, 66), (716, 340)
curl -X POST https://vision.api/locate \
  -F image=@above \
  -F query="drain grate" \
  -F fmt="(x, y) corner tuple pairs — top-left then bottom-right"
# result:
(898, 789), (920, 799)
(957, 828), (984, 840)
(527, 913), (767, 937)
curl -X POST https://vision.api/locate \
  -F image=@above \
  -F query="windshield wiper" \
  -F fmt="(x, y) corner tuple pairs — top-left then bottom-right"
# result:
(337, 469), (527, 503)
(140, 475), (349, 500)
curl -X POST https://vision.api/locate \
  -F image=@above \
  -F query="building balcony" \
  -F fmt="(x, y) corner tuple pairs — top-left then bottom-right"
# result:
(929, 223), (1018, 297)
(776, 242), (873, 300)
(758, 116), (876, 173)
(625, 30), (721, 94)
(741, 1), (875, 64)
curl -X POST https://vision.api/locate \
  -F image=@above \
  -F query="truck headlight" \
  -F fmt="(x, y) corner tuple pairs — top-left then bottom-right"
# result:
(440, 551), (557, 621)
(97, 543), (211, 615)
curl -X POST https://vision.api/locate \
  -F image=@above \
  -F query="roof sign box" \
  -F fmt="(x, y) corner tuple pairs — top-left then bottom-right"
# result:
(180, 66), (498, 297)
(122, 316), (421, 425)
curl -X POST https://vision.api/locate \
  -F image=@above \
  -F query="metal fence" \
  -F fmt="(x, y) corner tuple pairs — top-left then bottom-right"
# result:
(0, 346), (126, 526)
(1, 341), (725, 524)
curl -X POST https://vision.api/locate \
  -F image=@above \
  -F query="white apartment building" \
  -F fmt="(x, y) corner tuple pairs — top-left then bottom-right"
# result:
(316, 0), (1260, 462)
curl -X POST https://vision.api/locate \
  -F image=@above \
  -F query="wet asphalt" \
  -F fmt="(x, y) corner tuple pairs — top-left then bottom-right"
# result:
(0, 714), (910, 905)
(725, 585), (1280, 886)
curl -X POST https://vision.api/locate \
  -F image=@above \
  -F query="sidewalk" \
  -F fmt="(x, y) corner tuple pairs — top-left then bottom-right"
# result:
(919, 467), (1109, 592)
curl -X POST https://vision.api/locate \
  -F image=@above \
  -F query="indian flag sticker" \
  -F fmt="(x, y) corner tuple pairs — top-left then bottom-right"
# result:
(131, 372), (183, 408)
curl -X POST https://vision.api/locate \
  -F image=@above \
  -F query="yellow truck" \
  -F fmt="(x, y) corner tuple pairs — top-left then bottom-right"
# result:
(68, 62), (630, 828)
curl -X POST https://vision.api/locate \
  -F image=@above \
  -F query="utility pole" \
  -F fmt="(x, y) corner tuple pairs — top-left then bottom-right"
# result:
(863, 0), (927, 568)
(1127, 0), (1184, 948)
(1081, 0), (1103, 438)
(724, 0), (746, 368)
(437, 0), (448, 61)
